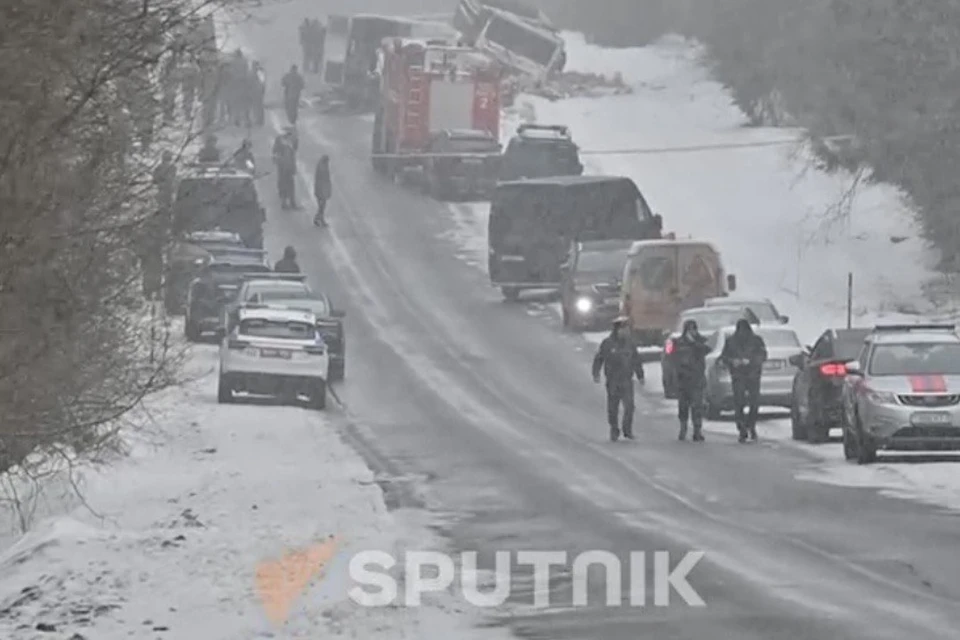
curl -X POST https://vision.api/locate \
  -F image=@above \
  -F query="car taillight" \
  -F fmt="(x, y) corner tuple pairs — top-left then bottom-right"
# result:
(228, 339), (249, 350)
(664, 339), (674, 355)
(819, 362), (847, 377)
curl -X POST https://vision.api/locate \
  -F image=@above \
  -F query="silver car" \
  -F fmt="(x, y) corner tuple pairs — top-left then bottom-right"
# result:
(841, 324), (960, 464)
(704, 325), (804, 419)
(703, 296), (789, 324)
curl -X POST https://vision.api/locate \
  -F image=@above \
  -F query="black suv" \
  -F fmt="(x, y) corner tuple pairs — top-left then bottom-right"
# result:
(499, 124), (583, 181)
(184, 256), (271, 342)
(422, 129), (501, 200)
(174, 164), (266, 249)
(164, 231), (247, 314)
(559, 239), (633, 331)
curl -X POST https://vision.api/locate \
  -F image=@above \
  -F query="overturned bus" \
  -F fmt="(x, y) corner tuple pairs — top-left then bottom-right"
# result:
(487, 176), (663, 301)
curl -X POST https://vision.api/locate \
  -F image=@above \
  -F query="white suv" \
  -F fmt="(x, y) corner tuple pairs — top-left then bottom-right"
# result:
(218, 306), (330, 409)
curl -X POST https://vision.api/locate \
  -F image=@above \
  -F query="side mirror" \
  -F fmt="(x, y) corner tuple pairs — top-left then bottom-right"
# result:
(780, 315), (790, 324)
(726, 274), (737, 291)
(652, 214), (663, 230)
(788, 353), (804, 368)
(331, 309), (346, 318)
(845, 361), (863, 376)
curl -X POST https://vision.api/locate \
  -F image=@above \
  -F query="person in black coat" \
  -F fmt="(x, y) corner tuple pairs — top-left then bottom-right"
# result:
(673, 319), (711, 442)
(719, 319), (768, 442)
(274, 246), (300, 273)
(313, 155), (331, 227)
(592, 317), (645, 441)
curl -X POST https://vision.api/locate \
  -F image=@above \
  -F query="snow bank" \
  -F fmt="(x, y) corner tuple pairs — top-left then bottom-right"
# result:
(0, 346), (512, 639)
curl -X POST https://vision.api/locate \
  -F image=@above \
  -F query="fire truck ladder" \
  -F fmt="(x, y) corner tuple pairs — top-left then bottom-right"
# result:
(404, 71), (425, 146)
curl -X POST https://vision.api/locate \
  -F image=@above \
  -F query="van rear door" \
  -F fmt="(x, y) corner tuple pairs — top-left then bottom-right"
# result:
(677, 243), (723, 310)
(626, 243), (680, 335)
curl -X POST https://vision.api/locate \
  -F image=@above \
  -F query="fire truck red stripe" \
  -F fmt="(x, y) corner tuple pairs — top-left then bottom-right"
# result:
(925, 375), (948, 393)
(908, 376), (929, 392)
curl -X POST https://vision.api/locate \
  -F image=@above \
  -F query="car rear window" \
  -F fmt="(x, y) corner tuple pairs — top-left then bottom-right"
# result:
(239, 319), (316, 340)
(677, 309), (747, 333)
(868, 342), (960, 375)
(834, 335), (869, 360)
(258, 287), (311, 300)
(754, 329), (800, 348)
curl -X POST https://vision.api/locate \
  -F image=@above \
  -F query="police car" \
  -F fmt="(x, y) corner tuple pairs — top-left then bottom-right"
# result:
(218, 305), (329, 409)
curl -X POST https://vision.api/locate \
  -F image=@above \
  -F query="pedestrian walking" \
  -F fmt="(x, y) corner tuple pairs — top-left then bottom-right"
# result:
(719, 319), (768, 442)
(592, 317), (645, 441)
(313, 155), (331, 226)
(673, 319), (711, 441)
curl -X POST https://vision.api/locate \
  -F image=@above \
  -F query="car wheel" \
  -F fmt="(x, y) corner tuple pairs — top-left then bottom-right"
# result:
(217, 375), (233, 404)
(842, 419), (857, 461)
(790, 400), (807, 441)
(502, 286), (520, 302)
(310, 380), (327, 410)
(855, 415), (877, 465)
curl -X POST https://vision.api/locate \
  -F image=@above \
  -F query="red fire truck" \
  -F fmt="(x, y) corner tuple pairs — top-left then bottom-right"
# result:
(371, 37), (503, 185)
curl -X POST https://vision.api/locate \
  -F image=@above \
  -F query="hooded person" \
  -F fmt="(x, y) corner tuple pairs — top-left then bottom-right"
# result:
(274, 246), (300, 273)
(673, 318), (711, 441)
(719, 318), (768, 442)
(592, 316), (645, 441)
(313, 155), (332, 227)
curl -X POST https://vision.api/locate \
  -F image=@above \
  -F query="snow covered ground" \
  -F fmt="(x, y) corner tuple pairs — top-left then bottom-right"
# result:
(441, 33), (960, 513)
(0, 343), (513, 640)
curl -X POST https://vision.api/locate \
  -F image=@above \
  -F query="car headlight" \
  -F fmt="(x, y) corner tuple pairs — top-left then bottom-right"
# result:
(575, 297), (593, 313)
(864, 388), (897, 405)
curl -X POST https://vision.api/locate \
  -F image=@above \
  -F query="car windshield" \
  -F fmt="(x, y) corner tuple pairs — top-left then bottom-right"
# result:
(251, 287), (311, 301)
(676, 309), (748, 333)
(239, 319), (316, 340)
(174, 178), (258, 231)
(209, 263), (269, 275)
(269, 297), (330, 317)
(868, 342), (960, 375)
(577, 249), (629, 274)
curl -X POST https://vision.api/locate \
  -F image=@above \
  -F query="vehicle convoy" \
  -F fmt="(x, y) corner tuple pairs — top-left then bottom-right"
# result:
(790, 327), (871, 443)
(703, 325), (803, 419)
(621, 238), (737, 346)
(218, 306), (329, 410)
(371, 36), (501, 178)
(164, 230), (247, 314)
(173, 163), (266, 249)
(488, 175), (662, 301)
(330, 15), (458, 111)
(419, 129), (501, 200)
(841, 324), (960, 464)
(499, 124), (583, 181)
(184, 255), (272, 342)
(661, 305), (760, 399)
(454, 0), (565, 81)
(703, 296), (789, 324)
(242, 295), (347, 383)
(559, 239), (634, 331)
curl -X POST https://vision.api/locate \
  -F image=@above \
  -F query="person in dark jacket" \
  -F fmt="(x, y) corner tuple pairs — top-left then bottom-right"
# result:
(198, 134), (220, 162)
(313, 155), (331, 227)
(272, 132), (297, 209)
(274, 246), (300, 273)
(673, 319), (711, 442)
(281, 65), (304, 124)
(592, 317), (645, 441)
(719, 318), (768, 442)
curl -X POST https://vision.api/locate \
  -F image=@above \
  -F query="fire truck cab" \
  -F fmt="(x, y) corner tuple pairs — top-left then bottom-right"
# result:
(371, 37), (502, 177)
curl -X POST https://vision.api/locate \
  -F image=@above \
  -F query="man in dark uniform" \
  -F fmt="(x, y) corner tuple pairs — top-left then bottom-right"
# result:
(719, 319), (768, 442)
(673, 319), (711, 442)
(592, 317), (645, 441)
(281, 65), (305, 124)
(274, 246), (300, 273)
(272, 131), (297, 209)
(313, 155), (331, 227)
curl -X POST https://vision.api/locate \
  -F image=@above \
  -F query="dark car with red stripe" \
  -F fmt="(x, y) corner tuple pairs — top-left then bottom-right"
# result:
(789, 327), (871, 442)
(840, 324), (960, 464)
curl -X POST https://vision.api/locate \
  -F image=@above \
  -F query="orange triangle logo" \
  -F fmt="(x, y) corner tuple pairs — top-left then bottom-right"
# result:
(255, 536), (340, 625)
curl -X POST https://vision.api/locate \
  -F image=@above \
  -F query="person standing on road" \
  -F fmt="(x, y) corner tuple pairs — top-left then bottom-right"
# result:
(274, 246), (300, 273)
(299, 19), (312, 71)
(282, 64), (305, 124)
(592, 317), (645, 442)
(272, 131), (297, 209)
(310, 19), (327, 73)
(720, 318), (767, 442)
(673, 319), (711, 442)
(313, 155), (331, 227)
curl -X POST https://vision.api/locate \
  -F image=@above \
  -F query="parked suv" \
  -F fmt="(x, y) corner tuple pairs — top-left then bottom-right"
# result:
(498, 124), (583, 181)
(841, 324), (960, 464)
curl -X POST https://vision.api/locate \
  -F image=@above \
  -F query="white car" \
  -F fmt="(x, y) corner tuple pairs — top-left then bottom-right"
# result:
(222, 274), (312, 330)
(218, 306), (329, 409)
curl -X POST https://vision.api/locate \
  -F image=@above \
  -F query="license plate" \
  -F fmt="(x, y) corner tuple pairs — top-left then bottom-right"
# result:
(763, 360), (782, 371)
(259, 348), (291, 359)
(910, 411), (952, 426)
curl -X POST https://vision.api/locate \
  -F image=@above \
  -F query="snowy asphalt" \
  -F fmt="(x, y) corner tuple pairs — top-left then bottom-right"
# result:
(237, 3), (960, 638)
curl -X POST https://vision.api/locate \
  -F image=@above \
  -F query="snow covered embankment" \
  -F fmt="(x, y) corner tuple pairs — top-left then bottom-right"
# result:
(0, 346), (510, 640)
(448, 32), (939, 345)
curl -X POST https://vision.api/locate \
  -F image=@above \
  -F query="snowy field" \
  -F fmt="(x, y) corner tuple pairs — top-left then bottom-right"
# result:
(442, 33), (960, 513)
(0, 343), (513, 639)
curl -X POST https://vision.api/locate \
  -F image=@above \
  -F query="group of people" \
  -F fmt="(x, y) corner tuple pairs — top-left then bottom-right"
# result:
(214, 50), (266, 128)
(271, 126), (332, 226)
(299, 18), (327, 74)
(593, 317), (767, 443)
